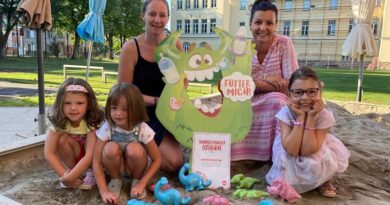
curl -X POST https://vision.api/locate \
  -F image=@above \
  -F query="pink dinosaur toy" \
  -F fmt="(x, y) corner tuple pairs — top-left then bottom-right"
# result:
(267, 178), (301, 203)
(203, 194), (232, 205)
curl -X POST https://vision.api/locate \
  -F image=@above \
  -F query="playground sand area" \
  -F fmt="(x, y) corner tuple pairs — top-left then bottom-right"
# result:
(1, 101), (390, 205)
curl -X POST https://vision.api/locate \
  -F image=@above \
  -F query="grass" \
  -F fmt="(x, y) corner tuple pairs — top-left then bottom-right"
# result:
(1, 57), (390, 106)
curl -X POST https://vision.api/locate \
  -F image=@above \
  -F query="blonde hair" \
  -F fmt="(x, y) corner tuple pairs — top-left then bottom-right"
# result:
(105, 83), (149, 130)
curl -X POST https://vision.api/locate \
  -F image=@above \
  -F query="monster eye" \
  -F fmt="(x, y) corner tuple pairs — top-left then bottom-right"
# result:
(188, 54), (202, 68)
(204, 54), (213, 65)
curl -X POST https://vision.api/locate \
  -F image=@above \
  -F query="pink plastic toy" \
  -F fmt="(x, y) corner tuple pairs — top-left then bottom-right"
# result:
(203, 194), (232, 205)
(267, 178), (301, 203)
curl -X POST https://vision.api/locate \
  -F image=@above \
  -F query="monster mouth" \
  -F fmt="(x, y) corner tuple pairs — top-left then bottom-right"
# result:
(184, 67), (219, 81)
(184, 67), (223, 117)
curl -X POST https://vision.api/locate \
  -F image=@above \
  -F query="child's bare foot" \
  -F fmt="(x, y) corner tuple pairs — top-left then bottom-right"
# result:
(319, 181), (336, 198)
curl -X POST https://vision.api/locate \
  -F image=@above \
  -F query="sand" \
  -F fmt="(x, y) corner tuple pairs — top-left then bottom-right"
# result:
(1, 101), (390, 205)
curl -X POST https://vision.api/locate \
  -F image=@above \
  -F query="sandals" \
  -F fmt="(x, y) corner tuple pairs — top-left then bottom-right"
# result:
(319, 181), (337, 198)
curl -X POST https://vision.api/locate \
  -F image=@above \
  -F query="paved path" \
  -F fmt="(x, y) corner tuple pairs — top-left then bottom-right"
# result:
(0, 81), (49, 145)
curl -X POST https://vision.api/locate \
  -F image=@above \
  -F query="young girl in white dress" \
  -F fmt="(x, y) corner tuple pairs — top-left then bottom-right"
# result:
(266, 67), (350, 198)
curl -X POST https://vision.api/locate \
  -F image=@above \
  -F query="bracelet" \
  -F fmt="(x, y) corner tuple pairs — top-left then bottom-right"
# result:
(305, 126), (316, 130)
(293, 121), (304, 127)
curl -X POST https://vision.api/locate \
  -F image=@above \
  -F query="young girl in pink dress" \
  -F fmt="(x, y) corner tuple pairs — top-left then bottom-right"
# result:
(266, 67), (350, 198)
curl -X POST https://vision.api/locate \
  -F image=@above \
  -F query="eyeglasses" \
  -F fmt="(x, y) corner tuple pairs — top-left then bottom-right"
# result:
(290, 88), (320, 97)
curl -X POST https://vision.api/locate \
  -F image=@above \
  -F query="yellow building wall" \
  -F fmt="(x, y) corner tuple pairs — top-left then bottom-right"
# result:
(170, 0), (386, 67)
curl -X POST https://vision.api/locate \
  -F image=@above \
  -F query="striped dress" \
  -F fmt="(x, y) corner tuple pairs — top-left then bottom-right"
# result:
(231, 34), (298, 161)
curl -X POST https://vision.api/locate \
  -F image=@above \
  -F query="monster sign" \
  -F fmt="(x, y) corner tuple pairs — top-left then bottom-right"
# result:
(155, 27), (255, 148)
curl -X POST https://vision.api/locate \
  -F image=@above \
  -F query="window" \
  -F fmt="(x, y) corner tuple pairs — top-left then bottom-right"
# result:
(285, 0), (292, 12)
(211, 0), (216, 7)
(183, 42), (190, 52)
(210, 18), (216, 33)
(194, 0), (199, 8)
(177, 0), (182, 9)
(301, 21), (309, 36)
(201, 19), (208, 33)
(177, 20), (183, 31)
(185, 0), (190, 9)
(283, 21), (290, 36)
(27, 30), (35, 38)
(371, 20), (378, 35)
(303, 0), (311, 11)
(375, 0), (381, 7)
(240, 0), (246, 10)
(185, 20), (191, 33)
(202, 0), (207, 8)
(348, 19), (354, 33)
(329, 0), (338, 9)
(193, 19), (199, 34)
(327, 20), (336, 36)
(239, 22), (245, 26)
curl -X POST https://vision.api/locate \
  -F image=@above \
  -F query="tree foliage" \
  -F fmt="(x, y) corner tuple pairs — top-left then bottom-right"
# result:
(51, 0), (88, 59)
(0, 0), (19, 59)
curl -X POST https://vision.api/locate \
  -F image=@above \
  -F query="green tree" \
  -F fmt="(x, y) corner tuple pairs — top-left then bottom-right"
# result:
(0, 0), (19, 59)
(51, 0), (88, 59)
(103, 0), (143, 59)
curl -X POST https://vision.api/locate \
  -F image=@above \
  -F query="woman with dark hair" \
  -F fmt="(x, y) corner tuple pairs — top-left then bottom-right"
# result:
(231, 0), (299, 161)
(117, 0), (183, 172)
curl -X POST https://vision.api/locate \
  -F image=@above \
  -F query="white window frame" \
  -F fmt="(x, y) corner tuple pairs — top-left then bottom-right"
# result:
(301, 21), (309, 36)
(177, 0), (183, 9)
(201, 19), (208, 33)
(327, 20), (336, 36)
(283, 21), (290, 36)
(240, 0), (246, 10)
(371, 20), (378, 35)
(193, 19), (199, 34)
(285, 0), (292, 12)
(185, 20), (191, 33)
(194, 0), (199, 9)
(303, 0), (311, 11)
(210, 18), (216, 33)
(177, 20), (183, 31)
(211, 0), (216, 8)
(202, 0), (207, 8)
(185, 0), (190, 9)
(329, 0), (338, 9)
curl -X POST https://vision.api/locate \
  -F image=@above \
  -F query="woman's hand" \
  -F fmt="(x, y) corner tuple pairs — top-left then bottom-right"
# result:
(266, 75), (289, 92)
(308, 100), (324, 118)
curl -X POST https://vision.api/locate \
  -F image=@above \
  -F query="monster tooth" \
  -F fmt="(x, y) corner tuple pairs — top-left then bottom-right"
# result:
(194, 99), (202, 109)
(209, 107), (215, 113)
(205, 69), (213, 80)
(195, 70), (206, 81)
(214, 103), (222, 110)
(201, 104), (209, 113)
(184, 70), (196, 81)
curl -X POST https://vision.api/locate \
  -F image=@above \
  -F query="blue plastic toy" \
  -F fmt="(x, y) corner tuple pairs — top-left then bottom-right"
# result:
(127, 199), (156, 205)
(154, 177), (191, 205)
(259, 199), (274, 205)
(179, 162), (212, 192)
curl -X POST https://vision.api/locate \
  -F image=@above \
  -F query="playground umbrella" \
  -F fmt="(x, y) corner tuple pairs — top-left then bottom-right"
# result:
(76, 0), (107, 81)
(341, 0), (378, 102)
(17, 0), (52, 135)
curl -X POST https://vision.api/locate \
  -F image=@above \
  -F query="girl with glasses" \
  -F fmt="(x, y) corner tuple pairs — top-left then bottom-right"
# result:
(265, 67), (350, 198)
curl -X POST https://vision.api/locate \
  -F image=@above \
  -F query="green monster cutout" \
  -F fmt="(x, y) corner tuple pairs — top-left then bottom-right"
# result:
(155, 27), (255, 148)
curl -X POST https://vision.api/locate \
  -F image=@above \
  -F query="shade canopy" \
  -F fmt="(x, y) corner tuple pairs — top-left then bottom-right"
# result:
(76, 0), (107, 43)
(342, 0), (377, 59)
(17, 0), (52, 30)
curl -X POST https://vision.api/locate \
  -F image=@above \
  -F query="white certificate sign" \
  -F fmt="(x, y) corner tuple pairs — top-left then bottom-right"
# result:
(191, 132), (231, 189)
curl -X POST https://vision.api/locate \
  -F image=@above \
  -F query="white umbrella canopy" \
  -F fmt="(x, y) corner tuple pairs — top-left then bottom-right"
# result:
(341, 0), (378, 102)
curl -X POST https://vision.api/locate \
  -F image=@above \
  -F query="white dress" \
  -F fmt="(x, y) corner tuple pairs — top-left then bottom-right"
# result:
(265, 106), (350, 193)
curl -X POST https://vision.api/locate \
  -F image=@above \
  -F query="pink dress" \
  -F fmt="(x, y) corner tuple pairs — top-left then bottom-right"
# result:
(231, 34), (298, 161)
(266, 106), (350, 193)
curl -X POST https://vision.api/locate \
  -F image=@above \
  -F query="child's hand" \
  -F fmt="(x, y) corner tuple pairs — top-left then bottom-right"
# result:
(60, 170), (82, 188)
(130, 183), (146, 199)
(287, 101), (305, 117)
(101, 191), (118, 205)
(308, 100), (324, 118)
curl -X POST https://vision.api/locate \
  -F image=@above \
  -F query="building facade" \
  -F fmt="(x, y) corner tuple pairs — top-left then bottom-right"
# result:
(170, 0), (388, 69)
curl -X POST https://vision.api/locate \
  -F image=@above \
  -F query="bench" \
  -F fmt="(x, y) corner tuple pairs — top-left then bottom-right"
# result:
(102, 71), (118, 83)
(188, 82), (213, 94)
(63, 64), (104, 80)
